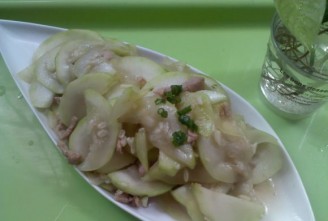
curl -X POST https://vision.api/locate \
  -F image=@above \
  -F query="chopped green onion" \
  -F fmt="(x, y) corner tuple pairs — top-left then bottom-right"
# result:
(172, 130), (187, 146)
(155, 98), (166, 105)
(170, 85), (183, 96)
(164, 91), (181, 104)
(177, 105), (192, 116)
(157, 108), (168, 118)
(178, 114), (198, 132)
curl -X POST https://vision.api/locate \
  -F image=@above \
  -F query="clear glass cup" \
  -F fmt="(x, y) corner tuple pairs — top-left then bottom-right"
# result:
(259, 13), (328, 119)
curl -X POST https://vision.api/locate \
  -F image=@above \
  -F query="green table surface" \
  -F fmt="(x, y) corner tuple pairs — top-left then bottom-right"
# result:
(0, 1), (327, 221)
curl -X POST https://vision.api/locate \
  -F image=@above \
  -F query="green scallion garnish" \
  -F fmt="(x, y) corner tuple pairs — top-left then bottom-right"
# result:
(170, 85), (183, 96)
(172, 130), (187, 146)
(164, 91), (181, 104)
(178, 114), (198, 132)
(157, 108), (168, 118)
(155, 98), (166, 105)
(177, 105), (192, 116)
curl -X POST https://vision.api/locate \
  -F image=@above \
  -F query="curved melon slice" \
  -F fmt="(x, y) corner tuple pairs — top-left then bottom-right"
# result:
(141, 71), (190, 93)
(114, 56), (165, 86)
(250, 142), (283, 184)
(29, 81), (54, 108)
(58, 72), (119, 126)
(192, 184), (265, 221)
(33, 29), (103, 61)
(197, 133), (237, 183)
(96, 151), (136, 174)
(108, 165), (172, 197)
(72, 45), (117, 78)
(56, 40), (105, 85)
(135, 127), (150, 172)
(171, 185), (204, 221)
(69, 89), (120, 171)
(142, 71), (228, 103)
(35, 46), (64, 94)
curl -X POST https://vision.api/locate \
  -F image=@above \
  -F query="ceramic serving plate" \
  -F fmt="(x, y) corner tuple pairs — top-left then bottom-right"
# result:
(0, 19), (315, 221)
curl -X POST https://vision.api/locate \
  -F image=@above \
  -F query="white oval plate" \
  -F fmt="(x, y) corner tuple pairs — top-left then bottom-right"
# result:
(0, 19), (315, 221)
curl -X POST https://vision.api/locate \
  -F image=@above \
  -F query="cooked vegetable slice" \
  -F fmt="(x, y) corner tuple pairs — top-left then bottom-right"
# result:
(28, 81), (54, 108)
(135, 128), (150, 172)
(72, 45), (117, 78)
(250, 142), (283, 184)
(192, 184), (265, 221)
(18, 64), (35, 83)
(69, 89), (120, 171)
(33, 29), (103, 61)
(35, 46), (64, 94)
(158, 151), (181, 176)
(171, 185), (204, 221)
(114, 56), (166, 86)
(96, 151), (136, 174)
(197, 133), (237, 183)
(141, 71), (190, 93)
(56, 40), (104, 85)
(108, 165), (173, 197)
(58, 72), (119, 126)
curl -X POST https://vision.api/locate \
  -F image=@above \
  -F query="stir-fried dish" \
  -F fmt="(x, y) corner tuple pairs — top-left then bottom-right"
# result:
(19, 29), (283, 221)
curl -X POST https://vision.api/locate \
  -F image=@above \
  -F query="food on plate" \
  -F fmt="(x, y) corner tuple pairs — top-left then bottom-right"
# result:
(18, 29), (283, 221)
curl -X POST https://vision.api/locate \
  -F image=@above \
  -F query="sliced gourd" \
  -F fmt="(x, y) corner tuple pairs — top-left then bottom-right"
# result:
(141, 71), (228, 103)
(56, 40), (105, 85)
(96, 151), (136, 174)
(33, 29), (103, 61)
(72, 45), (117, 78)
(135, 127), (150, 172)
(250, 142), (283, 184)
(69, 89), (120, 171)
(18, 64), (35, 83)
(104, 38), (137, 56)
(29, 81), (54, 108)
(143, 159), (218, 185)
(141, 71), (190, 93)
(35, 46), (64, 94)
(58, 73), (119, 126)
(158, 151), (181, 177)
(108, 165), (173, 197)
(197, 133), (237, 183)
(114, 56), (165, 86)
(171, 185), (204, 221)
(155, 193), (192, 221)
(179, 91), (217, 137)
(191, 184), (265, 221)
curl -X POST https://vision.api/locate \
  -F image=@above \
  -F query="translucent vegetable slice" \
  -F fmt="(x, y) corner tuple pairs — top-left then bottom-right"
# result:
(58, 72), (119, 126)
(179, 91), (217, 137)
(141, 71), (190, 93)
(35, 46), (64, 94)
(242, 125), (283, 184)
(171, 185), (204, 221)
(192, 184), (265, 221)
(144, 160), (217, 185)
(135, 128), (150, 172)
(33, 29), (104, 61)
(250, 142), (283, 184)
(28, 81), (54, 108)
(113, 56), (166, 86)
(158, 151), (182, 177)
(71, 45), (117, 78)
(197, 133), (237, 183)
(96, 151), (136, 174)
(55, 40), (105, 85)
(69, 89), (121, 171)
(108, 165), (173, 197)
